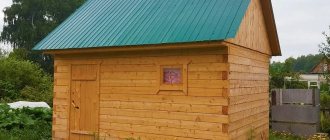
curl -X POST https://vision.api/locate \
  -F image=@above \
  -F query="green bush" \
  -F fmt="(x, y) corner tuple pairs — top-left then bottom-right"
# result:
(0, 56), (53, 105)
(285, 80), (308, 89)
(321, 91), (330, 109)
(321, 91), (330, 134)
(321, 112), (330, 134)
(0, 104), (52, 140)
(321, 82), (330, 92)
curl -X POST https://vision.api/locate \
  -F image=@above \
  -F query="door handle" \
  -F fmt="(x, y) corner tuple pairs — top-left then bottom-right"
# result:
(71, 101), (79, 109)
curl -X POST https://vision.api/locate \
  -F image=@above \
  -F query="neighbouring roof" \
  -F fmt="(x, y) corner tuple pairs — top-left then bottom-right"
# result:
(310, 57), (329, 74)
(33, 0), (252, 50)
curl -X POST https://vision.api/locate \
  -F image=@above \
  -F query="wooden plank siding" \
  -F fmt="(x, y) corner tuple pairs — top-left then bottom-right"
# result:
(51, 0), (274, 138)
(224, 0), (272, 138)
(227, 44), (270, 140)
(226, 0), (272, 56)
(52, 47), (231, 140)
(37, 0), (282, 138)
(53, 64), (71, 139)
(52, 46), (271, 140)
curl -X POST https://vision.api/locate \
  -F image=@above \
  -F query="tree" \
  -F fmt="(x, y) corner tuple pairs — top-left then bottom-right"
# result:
(0, 54), (53, 104)
(319, 26), (330, 57)
(270, 57), (306, 89)
(0, 0), (85, 73)
(293, 54), (323, 73)
(319, 26), (330, 81)
(270, 61), (285, 89)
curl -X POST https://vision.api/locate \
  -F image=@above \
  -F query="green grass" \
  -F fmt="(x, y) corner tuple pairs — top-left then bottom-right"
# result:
(270, 130), (330, 140)
(269, 131), (305, 140)
(0, 124), (51, 140)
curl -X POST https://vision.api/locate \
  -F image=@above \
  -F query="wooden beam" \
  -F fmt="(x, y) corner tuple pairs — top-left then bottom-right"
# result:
(43, 41), (227, 55)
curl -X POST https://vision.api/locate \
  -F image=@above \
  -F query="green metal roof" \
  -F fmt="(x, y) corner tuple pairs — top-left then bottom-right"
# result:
(33, 0), (251, 50)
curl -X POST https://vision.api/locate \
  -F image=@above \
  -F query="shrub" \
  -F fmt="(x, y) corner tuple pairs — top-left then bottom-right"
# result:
(321, 82), (330, 92)
(0, 104), (52, 140)
(321, 91), (330, 109)
(321, 112), (330, 134)
(0, 56), (52, 105)
(321, 91), (330, 134)
(285, 80), (308, 89)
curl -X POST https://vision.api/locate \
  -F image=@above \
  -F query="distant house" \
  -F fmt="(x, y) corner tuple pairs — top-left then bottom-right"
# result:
(300, 57), (328, 88)
(33, 0), (281, 139)
(310, 57), (329, 74)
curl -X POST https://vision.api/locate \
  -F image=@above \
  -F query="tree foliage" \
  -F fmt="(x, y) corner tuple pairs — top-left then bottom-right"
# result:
(270, 58), (303, 89)
(292, 54), (323, 73)
(0, 0), (85, 73)
(270, 53), (322, 72)
(269, 55), (324, 89)
(0, 52), (53, 104)
(1, 0), (85, 50)
(319, 26), (330, 57)
(319, 26), (330, 82)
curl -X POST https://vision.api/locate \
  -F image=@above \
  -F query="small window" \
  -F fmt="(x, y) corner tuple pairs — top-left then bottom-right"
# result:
(158, 65), (187, 95)
(163, 68), (182, 84)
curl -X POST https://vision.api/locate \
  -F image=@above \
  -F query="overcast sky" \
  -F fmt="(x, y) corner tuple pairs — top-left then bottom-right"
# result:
(0, 1), (10, 30)
(0, 0), (11, 51)
(0, 0), (330, 62)
(271, 0), (330, 62)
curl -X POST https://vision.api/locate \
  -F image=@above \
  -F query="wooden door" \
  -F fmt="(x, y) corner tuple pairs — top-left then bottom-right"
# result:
(70, 64), (99, 140)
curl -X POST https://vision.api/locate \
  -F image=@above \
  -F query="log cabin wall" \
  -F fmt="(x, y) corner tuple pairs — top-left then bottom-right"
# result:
(226, 0), (272, 56)
(52, 46), (232, 140)
(38, 0), (280, 139)
(227, 45), (270, 140)
(53, 61), (71, 139)
(225, 0), (272, 139)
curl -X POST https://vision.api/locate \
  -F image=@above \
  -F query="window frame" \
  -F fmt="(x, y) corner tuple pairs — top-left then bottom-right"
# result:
(157, 62), (189, 95)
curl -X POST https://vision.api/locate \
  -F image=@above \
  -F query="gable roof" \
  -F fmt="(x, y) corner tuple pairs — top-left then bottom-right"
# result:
(33, 0), (281, 55)
(310, 57), (329, 74)
(33, 0), (252, 51)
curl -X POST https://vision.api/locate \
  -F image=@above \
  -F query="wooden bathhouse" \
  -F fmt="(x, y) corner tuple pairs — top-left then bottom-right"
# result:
(33, 0), (281, 139)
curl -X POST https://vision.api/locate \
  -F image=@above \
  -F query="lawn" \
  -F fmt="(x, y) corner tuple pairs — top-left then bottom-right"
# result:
(270, 131), (329, 140)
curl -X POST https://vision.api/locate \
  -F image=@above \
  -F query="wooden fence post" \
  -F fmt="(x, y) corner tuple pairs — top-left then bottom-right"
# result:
(279, 89), (283, 105)
(312, 89), (316, 106)
(271, 90), (277, 106)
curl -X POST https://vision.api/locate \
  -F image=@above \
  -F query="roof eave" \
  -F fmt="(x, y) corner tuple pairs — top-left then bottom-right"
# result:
(42, 41), (228, 55)
(260, 0), (281, 56)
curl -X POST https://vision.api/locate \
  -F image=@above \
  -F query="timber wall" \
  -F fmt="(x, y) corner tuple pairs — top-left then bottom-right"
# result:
(52, 46), (232, 140)
(50, 0), (274, 138)
(227, 44), (270, 140)
(226, 0), (272, 55)
(225, 0), (272, 138)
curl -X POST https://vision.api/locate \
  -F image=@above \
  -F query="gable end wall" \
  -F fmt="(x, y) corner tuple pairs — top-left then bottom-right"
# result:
(226, 0), (272, 55)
